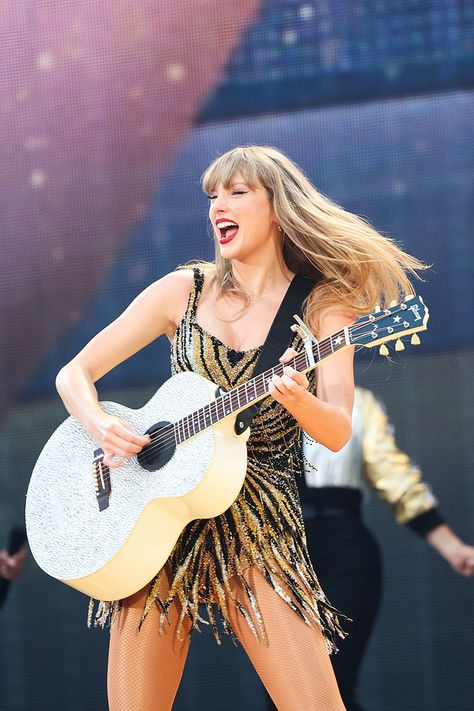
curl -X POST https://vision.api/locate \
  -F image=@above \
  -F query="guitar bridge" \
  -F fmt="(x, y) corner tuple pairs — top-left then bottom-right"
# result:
(93, 448), (111, 511)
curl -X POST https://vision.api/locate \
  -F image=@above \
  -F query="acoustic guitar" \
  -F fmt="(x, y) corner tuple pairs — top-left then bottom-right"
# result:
(26, 296), (428, 600)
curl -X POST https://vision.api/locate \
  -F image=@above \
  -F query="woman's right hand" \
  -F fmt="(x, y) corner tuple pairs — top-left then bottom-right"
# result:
(89, 413), (150, 468)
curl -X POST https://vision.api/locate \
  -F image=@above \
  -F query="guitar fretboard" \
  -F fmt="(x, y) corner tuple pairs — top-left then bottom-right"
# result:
(174, 328), (348, 444)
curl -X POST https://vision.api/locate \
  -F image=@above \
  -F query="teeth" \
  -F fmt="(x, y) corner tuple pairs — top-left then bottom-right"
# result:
(217, 221), (238, 229)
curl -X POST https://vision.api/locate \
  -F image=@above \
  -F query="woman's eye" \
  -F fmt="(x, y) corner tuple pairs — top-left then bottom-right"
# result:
(207, 190), (247, 200)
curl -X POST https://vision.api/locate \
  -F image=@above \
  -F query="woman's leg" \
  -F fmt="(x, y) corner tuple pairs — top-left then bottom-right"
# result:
(228, 566), (346, 711)
(107, 568), (191, 711)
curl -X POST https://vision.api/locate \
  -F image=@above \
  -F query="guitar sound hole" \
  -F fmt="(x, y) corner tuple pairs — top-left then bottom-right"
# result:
(137, 421), (176, 472)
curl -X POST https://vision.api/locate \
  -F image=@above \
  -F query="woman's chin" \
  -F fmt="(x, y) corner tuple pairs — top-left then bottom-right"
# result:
(218, 238), (240, 257)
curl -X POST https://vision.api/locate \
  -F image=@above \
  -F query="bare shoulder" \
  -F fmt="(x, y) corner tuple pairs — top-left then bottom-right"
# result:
(156, 268), (195, 295)
(143, 269), (195, 330)
(154, 267), (216, 294)
(311, 304), (355, 338)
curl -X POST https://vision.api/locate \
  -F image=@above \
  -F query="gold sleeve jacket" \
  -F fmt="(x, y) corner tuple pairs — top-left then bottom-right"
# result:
(302, 387), (440, 528)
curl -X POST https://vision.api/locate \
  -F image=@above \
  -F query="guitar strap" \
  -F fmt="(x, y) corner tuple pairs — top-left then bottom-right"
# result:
(234, 271), (320, 434)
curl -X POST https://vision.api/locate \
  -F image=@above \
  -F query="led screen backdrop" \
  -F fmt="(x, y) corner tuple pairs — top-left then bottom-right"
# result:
(1, 2), (473, 710)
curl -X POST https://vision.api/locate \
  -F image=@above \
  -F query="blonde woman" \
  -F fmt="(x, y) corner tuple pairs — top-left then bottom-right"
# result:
(56, 146), (424, 710)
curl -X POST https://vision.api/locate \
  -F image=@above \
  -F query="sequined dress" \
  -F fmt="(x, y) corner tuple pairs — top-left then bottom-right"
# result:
(93, 269), (344, 649)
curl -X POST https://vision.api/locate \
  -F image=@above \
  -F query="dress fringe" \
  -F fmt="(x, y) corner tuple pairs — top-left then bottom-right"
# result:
(88, 465), (347, 654)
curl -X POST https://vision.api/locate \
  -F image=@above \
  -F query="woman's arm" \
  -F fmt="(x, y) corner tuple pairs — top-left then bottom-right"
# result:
(56, 269), (194, 467)
(269, 307), (354, 451)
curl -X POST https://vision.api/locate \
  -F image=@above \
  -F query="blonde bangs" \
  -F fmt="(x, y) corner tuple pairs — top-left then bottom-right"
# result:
(201, 148), (264, 194)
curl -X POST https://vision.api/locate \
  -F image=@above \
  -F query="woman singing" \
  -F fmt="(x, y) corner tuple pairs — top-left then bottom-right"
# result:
(55, 146), (424, 710)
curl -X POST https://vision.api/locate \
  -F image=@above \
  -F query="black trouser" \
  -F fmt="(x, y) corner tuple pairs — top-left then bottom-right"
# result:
(266, 496), (382, 711)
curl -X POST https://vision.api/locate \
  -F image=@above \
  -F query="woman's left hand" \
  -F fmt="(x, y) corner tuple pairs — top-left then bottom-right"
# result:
(268, 348), (309, 408)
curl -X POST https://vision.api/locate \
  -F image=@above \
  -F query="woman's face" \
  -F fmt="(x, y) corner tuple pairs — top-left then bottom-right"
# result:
(208, 173), (277, 261)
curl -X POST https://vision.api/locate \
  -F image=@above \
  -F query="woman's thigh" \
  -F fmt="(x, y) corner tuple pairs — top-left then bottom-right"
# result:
(107, 569), (191, 711)
(227, 566), (346, 711)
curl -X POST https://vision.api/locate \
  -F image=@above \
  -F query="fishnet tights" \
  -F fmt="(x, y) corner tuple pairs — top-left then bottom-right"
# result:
(107, 565), (346, 711)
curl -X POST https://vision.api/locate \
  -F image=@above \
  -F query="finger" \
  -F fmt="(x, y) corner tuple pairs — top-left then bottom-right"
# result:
(102, 452), (125, 469)
(280, 369), (307, 391)
(271, 374), (286, 395)
(268, 380), (285, 404)
(99, 422), (146, 451)
(280, 375), (297, 392)
(102, 433), (144, 456)
(101, 444), (135, 466)
(271, 374), (297, 398)
(115, 422), (150, 446)
(279, 348), (298, 364)
(282, 366), (308, 388)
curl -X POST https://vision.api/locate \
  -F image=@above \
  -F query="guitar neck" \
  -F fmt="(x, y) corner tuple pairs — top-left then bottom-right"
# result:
(173, 328), (349, 444)
(173, 293), (429, 443)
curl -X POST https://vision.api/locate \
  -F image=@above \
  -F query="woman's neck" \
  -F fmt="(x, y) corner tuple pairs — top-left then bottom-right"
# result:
(231, 258), (295, 300)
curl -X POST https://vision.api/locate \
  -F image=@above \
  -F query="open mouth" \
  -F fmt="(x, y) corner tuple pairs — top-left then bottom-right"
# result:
(216, 220), (239, 244)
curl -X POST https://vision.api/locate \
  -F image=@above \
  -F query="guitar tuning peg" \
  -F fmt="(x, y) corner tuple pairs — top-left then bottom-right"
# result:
(389, 300), (397, 307)
(379, 344), (389, 356)
(410, 333), (421, 345)
(395, 339), (405, 351)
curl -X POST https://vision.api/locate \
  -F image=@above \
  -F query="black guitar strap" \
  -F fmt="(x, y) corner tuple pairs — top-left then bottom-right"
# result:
(234, 271), (320, 434)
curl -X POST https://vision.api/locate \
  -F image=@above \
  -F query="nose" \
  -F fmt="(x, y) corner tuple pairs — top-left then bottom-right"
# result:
(210, 191), (229, 217)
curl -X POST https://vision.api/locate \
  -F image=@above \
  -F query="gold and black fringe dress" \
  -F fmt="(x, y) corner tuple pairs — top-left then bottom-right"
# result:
(91, 268), (345, 651)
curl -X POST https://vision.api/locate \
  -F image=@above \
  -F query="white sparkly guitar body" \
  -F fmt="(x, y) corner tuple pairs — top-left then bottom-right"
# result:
(26, 372), (249, 601)
(26, 296), (429, 601)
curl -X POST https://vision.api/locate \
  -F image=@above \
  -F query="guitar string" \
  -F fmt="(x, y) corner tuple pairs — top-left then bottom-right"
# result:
(94, 301), (414, 487)
(95, 308), (397, 481)
(135, 304), (419, 463)
(139, 341), (339, 458)
(137, 305), (418, 461)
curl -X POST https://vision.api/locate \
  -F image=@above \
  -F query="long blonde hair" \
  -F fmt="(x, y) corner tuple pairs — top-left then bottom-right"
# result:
(199, 145), (425, 324)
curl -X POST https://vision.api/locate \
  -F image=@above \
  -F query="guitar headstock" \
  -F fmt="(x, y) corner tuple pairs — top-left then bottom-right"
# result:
(349, 295), (429, 353)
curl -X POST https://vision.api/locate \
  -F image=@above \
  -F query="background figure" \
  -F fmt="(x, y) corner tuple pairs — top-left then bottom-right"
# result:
(0, 527), (27, 609)
(267, 386), (474, 711)
(0, 549), (26, 581)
